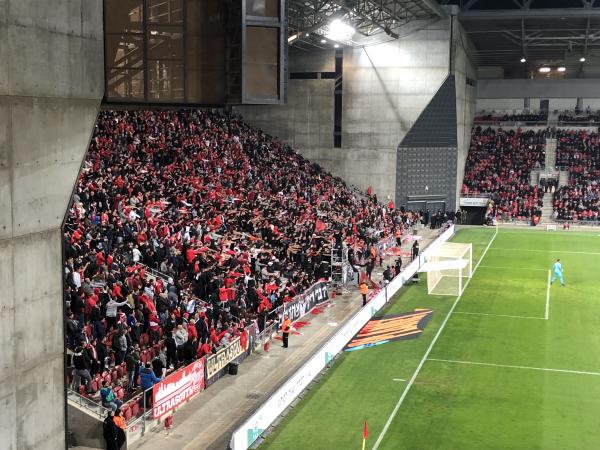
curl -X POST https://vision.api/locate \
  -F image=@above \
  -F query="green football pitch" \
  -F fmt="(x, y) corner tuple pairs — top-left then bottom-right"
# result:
(259, 227), (600, 450)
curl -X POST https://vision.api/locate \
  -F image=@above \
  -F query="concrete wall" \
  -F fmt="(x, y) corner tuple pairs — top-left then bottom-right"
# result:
(0, 1), (104, 449)
(238, 19), (451, 202)
(453, 19), (477, 203)
(67, 403), (104, 449)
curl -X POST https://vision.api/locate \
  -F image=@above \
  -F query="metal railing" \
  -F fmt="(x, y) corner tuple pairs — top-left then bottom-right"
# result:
(460, 192), (491, 199)
(67, 387), (111, 419)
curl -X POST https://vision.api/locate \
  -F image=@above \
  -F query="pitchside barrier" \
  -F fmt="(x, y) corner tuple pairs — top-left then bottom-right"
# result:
(229, 225), (456, 450)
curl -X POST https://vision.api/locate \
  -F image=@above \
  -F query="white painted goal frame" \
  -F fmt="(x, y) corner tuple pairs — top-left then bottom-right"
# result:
(421, 242), (473, 296)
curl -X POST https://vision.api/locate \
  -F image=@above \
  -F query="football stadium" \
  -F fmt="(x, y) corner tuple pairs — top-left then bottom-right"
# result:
(5, 1), (600, 450)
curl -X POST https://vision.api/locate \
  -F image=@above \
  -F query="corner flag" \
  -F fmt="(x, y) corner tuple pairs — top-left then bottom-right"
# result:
(362, 421), (368, 450)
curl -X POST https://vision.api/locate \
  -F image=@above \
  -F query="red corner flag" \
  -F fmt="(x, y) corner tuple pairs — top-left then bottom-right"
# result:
(362, 421), (368, 450)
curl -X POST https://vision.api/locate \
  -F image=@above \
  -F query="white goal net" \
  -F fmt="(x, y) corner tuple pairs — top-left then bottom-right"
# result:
(420, 242), (472, 296)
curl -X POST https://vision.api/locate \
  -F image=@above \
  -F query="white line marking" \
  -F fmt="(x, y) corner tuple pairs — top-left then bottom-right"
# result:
(372, 226), (498, 450)
(490, 247), (600, 255)
(545, 270), (551, 320)
(428, 358), (600, 377)
(453, 311), (545, 320)
(392, 378), (406, 382)
(478, 265), (547, 272)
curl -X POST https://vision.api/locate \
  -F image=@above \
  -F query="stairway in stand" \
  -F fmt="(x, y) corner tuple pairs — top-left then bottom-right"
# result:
(545, 138), (557, 168)
(539, 192), (555, 224)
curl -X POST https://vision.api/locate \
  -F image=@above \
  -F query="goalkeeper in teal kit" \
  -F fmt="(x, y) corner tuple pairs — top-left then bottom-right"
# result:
(551, 259), (565, 286)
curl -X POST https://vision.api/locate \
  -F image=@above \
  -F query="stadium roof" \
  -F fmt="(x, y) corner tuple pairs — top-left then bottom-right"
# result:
(448, 0), (600, 78)
(287, 0), (447, 49)
(289, 0), (600, 78)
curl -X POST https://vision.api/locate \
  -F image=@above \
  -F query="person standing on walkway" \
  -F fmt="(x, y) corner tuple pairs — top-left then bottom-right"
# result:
(412, 240), (419, 261)
(360, 281), (369, 306)
(281, 314), (292, 348)
(103, 411), (118, 450)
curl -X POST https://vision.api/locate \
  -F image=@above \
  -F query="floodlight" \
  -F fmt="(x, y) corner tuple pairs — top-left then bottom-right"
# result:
(334, 44), (340, 48)
(557, 67), (566, 72)
(520, 57), (526, 63)
(580, 57), (586, 62)
(320, 39), (327, 44)
(326, 19), (355, 42)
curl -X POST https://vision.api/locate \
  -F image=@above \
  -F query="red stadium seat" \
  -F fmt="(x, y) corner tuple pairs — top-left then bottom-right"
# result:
(115, 387), (124, 400)
(116, 364), (125, 379)
(103, 372), (112, 385)
(131, 402), (140, 417)
(123, 405), (132, 421)
(79, 385), (87, 395)
(90, 380), (98, 393)
(111, 369), (118, 382)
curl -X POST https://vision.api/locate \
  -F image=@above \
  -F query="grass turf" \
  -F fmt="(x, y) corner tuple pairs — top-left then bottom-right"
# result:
(259, 227), (600, 450)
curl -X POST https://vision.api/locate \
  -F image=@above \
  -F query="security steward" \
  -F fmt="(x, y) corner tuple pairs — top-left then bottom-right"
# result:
(281, 314), (292, 348)
(360, 281), (369, 306)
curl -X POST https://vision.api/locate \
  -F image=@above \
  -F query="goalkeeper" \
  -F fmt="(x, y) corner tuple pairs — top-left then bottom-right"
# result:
(551, 259), (565, 286)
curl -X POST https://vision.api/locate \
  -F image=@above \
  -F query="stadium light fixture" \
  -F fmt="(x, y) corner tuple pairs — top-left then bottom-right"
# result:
(288, 34), (298, 43)
(326, 19), (355, 42)
(539, 67), (551, 73)
(557, 67), (566, 72)
(580, 57), (586, 62)
(334, 44), (340, 48)
(520, 57), (526, 63)
(320, 39), (327, 44)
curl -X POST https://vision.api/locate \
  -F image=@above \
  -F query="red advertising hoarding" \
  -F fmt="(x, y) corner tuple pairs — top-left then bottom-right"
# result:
(152, 357), (205, 419)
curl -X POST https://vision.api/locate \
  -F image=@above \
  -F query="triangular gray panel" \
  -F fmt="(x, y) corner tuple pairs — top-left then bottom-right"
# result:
(400, 75), (457, 148)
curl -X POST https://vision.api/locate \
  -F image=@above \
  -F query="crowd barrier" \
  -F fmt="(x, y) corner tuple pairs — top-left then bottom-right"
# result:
(229, 225), (456, 449)
(119, 280), (329, 442)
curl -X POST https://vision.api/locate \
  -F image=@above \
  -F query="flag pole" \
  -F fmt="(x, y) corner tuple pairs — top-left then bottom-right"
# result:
(362, 420), (368, 450)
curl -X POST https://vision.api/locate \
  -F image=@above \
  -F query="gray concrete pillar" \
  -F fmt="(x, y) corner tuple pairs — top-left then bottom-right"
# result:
(0, 1), (104, 449)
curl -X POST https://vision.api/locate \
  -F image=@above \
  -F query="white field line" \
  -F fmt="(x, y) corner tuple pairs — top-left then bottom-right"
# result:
(371, 226), (499, 450)
(428, 358), (600, 377)
(392, 378), (406, 382)
(489, 247), (600, 255)
(453, 269), (551, 321)
(545, 270), (551, 320)
(452, 311), (545, 320)
(478, 265), (547, 272)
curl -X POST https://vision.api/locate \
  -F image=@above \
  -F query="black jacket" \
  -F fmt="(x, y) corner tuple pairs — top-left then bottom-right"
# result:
(73, 351), (91, 371)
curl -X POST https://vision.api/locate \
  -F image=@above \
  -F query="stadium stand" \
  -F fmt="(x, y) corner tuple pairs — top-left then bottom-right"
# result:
(558, 110), (600, 125)
(62, 109), (422, 419)
(461, 126), (546, 221)
(473, 112), (548, 125)
(554, 129), (600, 221)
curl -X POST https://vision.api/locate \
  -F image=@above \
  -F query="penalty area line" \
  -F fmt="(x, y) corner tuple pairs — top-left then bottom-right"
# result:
(371, 226), (498, 450)
(428, 358), (600, 377)
(453, 311), (545, 320)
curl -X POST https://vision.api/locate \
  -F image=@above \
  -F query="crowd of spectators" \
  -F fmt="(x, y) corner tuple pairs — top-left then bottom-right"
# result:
(554, 129), (600, 221)
(558, 109), (600, 124)
(461, 126), (546, 220)
(63, 110), (418, 414)
(474, 112), (548, 124)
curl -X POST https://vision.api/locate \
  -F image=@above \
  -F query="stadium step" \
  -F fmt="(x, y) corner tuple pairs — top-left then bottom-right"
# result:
(545, 138), (557, 169)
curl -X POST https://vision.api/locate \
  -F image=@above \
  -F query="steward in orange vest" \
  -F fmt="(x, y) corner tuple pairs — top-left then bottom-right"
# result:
(281, 315), (292, 348)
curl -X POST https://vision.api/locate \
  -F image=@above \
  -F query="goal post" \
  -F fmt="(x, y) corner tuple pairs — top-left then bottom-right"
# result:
(420, 242), (473, 296)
